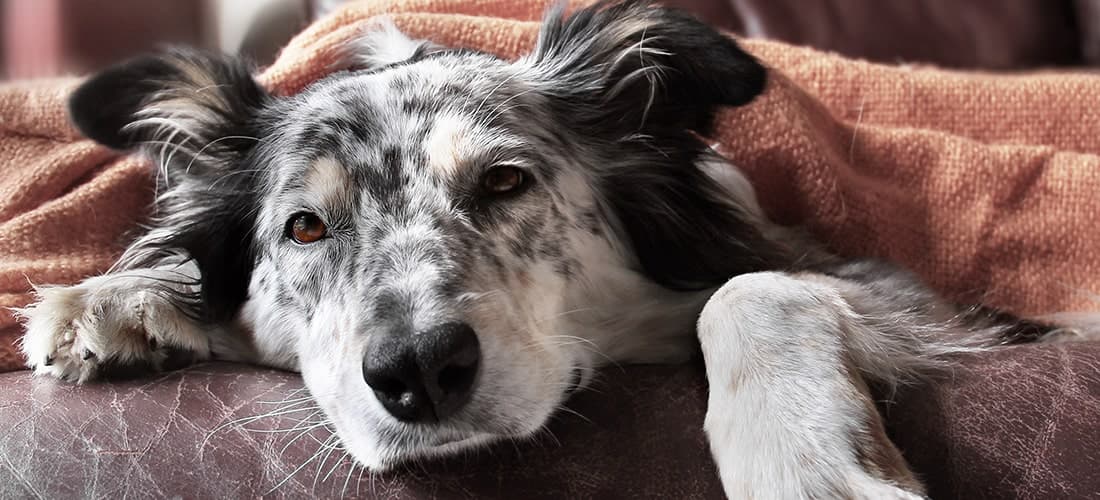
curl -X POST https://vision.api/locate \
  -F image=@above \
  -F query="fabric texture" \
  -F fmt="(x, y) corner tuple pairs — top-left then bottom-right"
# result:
(2, 0), (1100, 375)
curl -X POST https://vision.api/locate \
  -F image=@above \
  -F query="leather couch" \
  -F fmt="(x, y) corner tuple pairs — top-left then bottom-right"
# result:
(3, 344), (1099, 498)
(3, 1), (1100, 498)
(666, 0), (1096, 69)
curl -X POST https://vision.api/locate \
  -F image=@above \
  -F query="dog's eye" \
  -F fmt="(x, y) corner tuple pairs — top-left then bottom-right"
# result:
(287, 212), (327, 244)
(480, 165), (527, 195)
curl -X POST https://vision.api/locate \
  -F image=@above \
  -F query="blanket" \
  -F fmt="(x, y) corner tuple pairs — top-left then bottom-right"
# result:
(2, 0), (1099, 373)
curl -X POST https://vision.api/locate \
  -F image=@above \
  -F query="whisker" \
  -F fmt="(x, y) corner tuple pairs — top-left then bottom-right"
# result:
(321, 450), (352, 484)
(184, 134), (260, 174)
(215, 402), (321, 428)
(483, 87), (540, 123)
(554, 404), (593, 424)
(266, 434), (339, 494)
(341, 460), (360, 498)
(280, 420), (334, 455)
(471, 73), (517, 118)
(532, 306), (599, 324)
(312, 439), (345, 491)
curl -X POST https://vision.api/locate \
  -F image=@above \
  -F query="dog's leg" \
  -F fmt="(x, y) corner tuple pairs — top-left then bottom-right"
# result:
(698, 272), (925, 499)
(18, 260), (252, 382)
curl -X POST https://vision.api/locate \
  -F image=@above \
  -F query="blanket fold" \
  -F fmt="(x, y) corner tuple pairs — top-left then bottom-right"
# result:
(2, 0), (1099, 372)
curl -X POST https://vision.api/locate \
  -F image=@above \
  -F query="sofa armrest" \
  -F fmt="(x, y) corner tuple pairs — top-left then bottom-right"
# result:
(2, 343), (1098, 498)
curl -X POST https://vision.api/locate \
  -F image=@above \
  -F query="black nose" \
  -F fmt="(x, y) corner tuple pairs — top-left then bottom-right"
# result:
(363, 322), (481, 422)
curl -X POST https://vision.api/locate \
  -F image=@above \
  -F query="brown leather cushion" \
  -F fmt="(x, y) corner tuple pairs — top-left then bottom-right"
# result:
(2, 343), (1098, 498)
(890, 343), (1100, 498)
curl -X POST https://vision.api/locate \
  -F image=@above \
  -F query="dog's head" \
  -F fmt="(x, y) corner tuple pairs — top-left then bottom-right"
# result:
(69, 0), (779, 468)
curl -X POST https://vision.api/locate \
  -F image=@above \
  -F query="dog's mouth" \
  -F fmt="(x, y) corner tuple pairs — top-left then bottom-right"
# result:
(307, 342), (593, 472)
(424, 431), (493, 449)
(363, 417), (519, 470)
(360, 365), (588, 467)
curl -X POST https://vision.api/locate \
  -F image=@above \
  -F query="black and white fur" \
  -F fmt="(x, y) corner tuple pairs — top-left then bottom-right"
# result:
(17, 2), (1093, 497)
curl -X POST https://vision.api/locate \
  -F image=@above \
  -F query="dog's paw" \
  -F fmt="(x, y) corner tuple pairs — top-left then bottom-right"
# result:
(18, 285), (102, 382)
(706, 410), (928, 500)
(842, 474), (927, 500)
(723, 470), (926, 500)
(17, 278), (207, 382)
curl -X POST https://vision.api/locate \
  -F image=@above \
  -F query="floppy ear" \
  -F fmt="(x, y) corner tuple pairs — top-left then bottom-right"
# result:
(527, 0), (766, 137)
(526, 1), (784, 290)
(69, 49), (269, 174)
(68, 50), (270, 321)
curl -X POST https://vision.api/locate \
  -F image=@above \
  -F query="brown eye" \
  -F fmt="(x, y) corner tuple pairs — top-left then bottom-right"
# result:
(288, 212), (327, 244)
(481, 165), (527, 195)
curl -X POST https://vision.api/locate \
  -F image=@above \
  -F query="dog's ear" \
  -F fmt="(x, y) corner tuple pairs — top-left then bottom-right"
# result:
(336, 17), (446, 71)
(69, 49), (268, 175)
(526, 0), (766, 137)
(69, 50), (270, 321)
(526, 2), (783, 290)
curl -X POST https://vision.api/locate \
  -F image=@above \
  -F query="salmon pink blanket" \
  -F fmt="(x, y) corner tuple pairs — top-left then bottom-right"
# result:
(2, 0), (1099, 372)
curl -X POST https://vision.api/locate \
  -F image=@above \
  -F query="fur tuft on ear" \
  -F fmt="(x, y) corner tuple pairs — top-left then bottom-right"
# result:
(527, 0), (766, 136)
(69, 49), (269, 178)
(69, 49), (271, 322)
(336, 17), (435, 70)
(524, 1), (785, 290)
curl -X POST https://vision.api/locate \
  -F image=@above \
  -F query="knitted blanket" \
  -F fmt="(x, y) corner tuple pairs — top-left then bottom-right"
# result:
(2, 0), (1099, 372)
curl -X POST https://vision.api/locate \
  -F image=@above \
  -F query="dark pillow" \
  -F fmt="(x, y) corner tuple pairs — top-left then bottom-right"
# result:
(666, 0), (1084, 69)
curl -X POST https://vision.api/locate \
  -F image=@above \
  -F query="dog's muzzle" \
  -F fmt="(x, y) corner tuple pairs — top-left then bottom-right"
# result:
(362, 322), (481, 423)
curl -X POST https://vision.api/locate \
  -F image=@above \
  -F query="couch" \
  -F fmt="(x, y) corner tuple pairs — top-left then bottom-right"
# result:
(3, 344), (1099, 498)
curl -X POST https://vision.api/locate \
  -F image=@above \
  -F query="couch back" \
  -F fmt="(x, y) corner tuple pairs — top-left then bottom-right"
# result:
(666, 0), (1095, 69)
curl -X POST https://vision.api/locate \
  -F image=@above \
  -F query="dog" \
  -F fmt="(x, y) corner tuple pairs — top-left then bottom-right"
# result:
(16, 1), (1093, 497)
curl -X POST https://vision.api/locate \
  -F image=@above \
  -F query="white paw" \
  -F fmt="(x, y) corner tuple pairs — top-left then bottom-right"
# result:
(17, 276), (207, 382)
